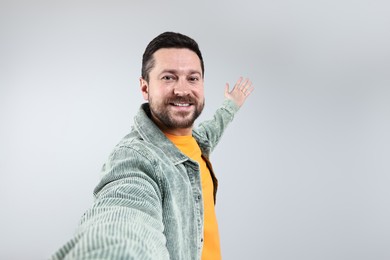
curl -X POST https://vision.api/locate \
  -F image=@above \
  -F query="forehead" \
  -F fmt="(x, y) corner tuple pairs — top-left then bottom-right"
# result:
(152, 48), (202, 73)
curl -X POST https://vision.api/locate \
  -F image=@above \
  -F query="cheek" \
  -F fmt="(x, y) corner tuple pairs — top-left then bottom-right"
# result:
(149, 86), (172, 101)
(193, 87), (204, 98)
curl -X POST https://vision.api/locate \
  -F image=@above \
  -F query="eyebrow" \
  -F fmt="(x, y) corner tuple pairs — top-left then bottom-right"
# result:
(159, 69), (202, 76)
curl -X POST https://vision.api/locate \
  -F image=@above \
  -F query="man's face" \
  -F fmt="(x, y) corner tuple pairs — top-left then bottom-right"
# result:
(140, 48), (205, 135)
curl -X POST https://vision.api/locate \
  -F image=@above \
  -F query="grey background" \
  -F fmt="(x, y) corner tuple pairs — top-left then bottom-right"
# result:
(1, 0), (389, 259)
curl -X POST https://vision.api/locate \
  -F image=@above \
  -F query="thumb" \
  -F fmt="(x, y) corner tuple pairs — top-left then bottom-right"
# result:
(224, 83), (230, 96)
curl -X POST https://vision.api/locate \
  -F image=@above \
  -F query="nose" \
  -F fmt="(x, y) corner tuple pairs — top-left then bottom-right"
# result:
(173, 79), (189, 96)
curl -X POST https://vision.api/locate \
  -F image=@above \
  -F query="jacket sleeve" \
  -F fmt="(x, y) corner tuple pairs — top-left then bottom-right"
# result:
(194, 99), (239, 152)
(51, 145), (169, 260)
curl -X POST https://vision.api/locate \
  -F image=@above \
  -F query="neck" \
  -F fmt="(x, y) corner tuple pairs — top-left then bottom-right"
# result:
(162, 128), (193, 136)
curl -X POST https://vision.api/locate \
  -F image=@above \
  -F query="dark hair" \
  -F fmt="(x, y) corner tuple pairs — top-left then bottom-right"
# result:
(141, 32), (204, 82)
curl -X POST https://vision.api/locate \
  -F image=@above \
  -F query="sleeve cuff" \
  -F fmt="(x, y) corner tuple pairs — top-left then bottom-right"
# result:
(221, 99), (240, 115)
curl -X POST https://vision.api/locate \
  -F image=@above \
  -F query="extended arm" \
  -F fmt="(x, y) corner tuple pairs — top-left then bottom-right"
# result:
(194, 77), (254, 151)
(51, 147), (169, 260)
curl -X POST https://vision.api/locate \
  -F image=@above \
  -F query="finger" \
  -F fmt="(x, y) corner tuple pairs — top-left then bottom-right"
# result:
(238, 79), (251, 94)
(234, 77), (243, 90)
(240, 78), (250, 90)
(244, 84), (254, 96)
(242, 80), (252, 92)
(224, 83), (230, 94)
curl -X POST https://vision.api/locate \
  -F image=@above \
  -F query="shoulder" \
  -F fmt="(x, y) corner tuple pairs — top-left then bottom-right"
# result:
(109, 129), (162, 166)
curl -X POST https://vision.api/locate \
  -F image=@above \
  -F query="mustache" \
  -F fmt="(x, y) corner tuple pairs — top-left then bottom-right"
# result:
(166, 96), (196, 104)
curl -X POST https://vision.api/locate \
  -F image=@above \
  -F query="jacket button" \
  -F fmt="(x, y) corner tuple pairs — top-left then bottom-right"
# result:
(197, 195), (201, 200)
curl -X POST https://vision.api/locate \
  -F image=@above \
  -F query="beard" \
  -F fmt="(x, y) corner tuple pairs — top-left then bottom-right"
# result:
(148, 95), (205, 129)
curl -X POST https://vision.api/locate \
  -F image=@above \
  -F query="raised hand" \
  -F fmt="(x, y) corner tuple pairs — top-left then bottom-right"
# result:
(224, 77), (254, 108)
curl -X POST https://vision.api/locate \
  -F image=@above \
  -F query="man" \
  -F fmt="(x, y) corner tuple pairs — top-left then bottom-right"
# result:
(52, 32), (253, 260)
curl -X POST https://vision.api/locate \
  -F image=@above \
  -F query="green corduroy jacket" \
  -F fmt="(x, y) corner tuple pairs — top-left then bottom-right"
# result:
(51, 99), (239, 260)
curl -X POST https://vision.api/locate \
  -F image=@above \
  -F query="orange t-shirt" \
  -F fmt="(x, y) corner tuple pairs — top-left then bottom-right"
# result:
(164, 133), (221, 260)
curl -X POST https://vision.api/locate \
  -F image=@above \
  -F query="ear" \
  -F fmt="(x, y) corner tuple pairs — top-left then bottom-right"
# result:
(140, 77), (149, 101)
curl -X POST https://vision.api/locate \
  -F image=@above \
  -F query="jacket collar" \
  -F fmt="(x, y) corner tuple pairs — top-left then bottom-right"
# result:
(134, 103), (209, 165)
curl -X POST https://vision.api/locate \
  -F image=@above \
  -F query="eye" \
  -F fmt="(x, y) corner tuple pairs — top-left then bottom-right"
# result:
(188, 76), (199, 82)
(162, 75), (176, 81)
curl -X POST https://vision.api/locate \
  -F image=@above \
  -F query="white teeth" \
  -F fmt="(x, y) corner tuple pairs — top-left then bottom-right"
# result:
(174, 103), (190, 107)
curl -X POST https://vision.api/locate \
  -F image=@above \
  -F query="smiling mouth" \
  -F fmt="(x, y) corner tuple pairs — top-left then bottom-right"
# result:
(172, 103), (191, 107)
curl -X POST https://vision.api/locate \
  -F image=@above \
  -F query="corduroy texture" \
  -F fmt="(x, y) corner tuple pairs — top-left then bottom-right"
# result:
(51, 99), (239, 260)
